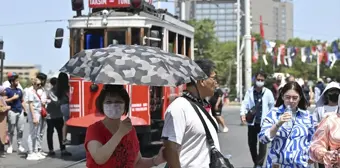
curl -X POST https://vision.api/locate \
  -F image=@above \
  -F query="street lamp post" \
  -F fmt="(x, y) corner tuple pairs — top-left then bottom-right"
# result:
(234, 0), (241, 101)
(244, 0), (252, 91)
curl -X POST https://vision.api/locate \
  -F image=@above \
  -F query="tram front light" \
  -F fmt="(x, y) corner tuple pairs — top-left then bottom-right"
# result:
(130, 0), (144, 10)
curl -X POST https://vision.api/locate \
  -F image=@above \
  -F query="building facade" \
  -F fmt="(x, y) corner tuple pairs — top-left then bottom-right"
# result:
(2, 64), (40, 81)
(175, 0), (293, 42)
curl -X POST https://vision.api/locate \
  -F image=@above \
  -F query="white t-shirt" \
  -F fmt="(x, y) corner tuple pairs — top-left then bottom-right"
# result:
(23, 86), (47, 104)
(161, 97), (220, 168)
(2, 81), (23, 90)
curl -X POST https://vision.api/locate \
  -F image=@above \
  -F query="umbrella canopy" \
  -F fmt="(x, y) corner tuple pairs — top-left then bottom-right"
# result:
(60, 45), (207, 87)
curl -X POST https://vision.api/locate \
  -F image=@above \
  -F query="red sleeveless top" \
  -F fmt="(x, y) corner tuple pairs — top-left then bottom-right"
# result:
(85, 121), (140, 168)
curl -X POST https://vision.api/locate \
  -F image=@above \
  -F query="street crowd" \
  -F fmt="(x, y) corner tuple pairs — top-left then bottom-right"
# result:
(0, 58), (339, 168)
(0, 72), (72, 160)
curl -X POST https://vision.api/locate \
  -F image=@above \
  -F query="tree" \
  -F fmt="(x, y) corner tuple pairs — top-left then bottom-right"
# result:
(188, 19), (218, 59)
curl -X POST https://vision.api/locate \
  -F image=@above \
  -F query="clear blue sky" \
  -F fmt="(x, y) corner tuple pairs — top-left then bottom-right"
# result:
(0, 0), (338, 73)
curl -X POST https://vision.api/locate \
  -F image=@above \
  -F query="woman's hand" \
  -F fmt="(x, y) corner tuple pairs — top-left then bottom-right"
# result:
(154, 147), (166, 165)
(324, 150), (339, 165)
(277, 112), (292, 126)
(33, 117), (39, 126)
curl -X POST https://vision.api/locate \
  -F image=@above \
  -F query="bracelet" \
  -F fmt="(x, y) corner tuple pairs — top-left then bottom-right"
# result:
(152, 156), (158, 166)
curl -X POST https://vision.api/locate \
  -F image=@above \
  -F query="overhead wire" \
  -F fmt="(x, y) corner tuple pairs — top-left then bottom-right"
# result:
(0, 19), (68, 27)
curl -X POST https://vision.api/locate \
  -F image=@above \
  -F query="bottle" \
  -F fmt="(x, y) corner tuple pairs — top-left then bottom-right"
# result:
(284, 105), (293, 128)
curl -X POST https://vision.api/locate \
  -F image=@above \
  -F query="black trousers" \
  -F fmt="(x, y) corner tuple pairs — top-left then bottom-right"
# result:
(248, 123), (267, 166)
(318, 163), (325, 168)
(46, 118), (65, 151)
(0, 141), (4, 152)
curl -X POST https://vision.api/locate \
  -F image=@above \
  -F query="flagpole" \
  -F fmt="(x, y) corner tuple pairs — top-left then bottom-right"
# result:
(317, 51), (320, 79)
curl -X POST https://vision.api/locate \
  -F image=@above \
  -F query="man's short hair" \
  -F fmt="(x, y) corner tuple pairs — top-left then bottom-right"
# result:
(50, 77), (57, 86)
(254, 71), (267, 79)
(188, 59), (216, 86)
(36, 72), (47, 81)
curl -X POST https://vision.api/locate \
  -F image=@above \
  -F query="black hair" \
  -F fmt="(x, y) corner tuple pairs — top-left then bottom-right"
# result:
(8, 75), (19, 83)
(188, 59), (216, 86)
(254, 71), (267, 79)
(323, 88), (340, 105)
(50, 77), (57, 87)
(56, 72), (70, 99)
(275, 81), (307, 110)
(36, 72), (47, 86)
(95, 85), (130, 115)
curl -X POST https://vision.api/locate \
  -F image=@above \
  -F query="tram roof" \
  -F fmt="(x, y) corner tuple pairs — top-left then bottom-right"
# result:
(68, 11), (195, 38)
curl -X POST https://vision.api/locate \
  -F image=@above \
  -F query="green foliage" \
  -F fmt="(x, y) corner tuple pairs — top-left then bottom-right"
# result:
(188, 19), (236, 87)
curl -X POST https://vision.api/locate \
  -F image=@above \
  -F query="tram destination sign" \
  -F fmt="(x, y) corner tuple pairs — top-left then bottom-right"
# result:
(89, 0), (153, 8)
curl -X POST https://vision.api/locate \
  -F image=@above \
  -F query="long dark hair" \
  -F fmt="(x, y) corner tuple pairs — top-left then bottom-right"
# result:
(275, 81), (307, 110)
(56, 72), (69, 99)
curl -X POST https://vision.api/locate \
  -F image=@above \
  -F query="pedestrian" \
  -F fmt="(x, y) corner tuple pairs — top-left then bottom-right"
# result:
(162, 59), (221, 168)
(314, 78), (325, 103)
(0, 86), (10, 158)
(209, 83), (228, 132)
(26, 78), (46, 160)
(302, 79), (311, 107)
(240, 71), (275, 168)
(258, 81), (315, 167)
(272, 75), (282, 100)
(312, 81), (340, 168)
(309, 103), (340, 168)
(84, 84), (165, 167)
(4, 72), (26, 154)
(46, 77), (72, 156)
(56, 72), (71, 145)
(35, 72), (48, 155)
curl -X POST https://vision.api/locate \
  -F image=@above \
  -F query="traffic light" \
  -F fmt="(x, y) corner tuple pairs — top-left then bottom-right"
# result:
(0, 39), (3, 50)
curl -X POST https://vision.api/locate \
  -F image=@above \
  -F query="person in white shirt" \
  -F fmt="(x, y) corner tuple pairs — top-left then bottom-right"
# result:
(23, 73), (48, 156)
(162, 59), (220, 168)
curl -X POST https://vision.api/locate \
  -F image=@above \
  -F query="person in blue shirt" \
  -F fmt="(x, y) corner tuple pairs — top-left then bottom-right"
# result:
(4, 72), (26, 154)
(258, 81), (315, 168)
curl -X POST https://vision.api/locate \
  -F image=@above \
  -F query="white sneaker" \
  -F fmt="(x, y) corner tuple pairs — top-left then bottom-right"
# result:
(39, 151), (48, 156)
(26, 153), (40, 161)
(18, 145), (25, 153)
(6, 146), (13, 154)
(36, 152), (46, 159)
(220, 126), (229, 133)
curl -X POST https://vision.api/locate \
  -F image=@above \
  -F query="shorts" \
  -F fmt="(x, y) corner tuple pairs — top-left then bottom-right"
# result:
(60, 104), (70, 121)
(212, 109), (222, 116)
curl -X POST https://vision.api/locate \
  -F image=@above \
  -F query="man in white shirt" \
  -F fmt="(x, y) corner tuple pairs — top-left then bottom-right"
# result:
(162, 59), (220, 168)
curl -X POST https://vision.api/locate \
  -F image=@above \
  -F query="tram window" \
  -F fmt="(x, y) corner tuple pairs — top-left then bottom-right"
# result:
(131, 28), (140, 45)
(84, 29), (104, 49)
(70, 29), (82, 55)
(107, 30), (126, 45)
(177, 35), (184, 55)
(168, 31), (176, 54)
(186, 37), (191, 57)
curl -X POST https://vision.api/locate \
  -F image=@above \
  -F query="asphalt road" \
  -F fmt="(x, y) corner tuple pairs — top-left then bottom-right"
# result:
(0, 106), (316, 168)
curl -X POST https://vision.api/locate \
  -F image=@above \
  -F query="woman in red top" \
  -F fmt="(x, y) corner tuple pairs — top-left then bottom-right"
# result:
(85, 84), (165, 168)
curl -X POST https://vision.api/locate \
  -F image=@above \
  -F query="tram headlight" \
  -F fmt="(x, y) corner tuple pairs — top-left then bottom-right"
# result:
(130, 0), (144, 10)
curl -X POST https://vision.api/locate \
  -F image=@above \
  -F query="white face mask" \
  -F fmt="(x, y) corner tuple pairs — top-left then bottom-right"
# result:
(255, 81), (264, 87)
(103, 103), (125, 119)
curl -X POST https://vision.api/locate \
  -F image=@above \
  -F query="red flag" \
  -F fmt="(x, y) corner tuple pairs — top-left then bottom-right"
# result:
(260, 16), (265, 39)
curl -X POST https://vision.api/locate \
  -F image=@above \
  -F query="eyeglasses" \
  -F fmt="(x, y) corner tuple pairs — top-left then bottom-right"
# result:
(283, 95), (300, 101)
(209, 76), (217, 81)
(36, 83), (41, 87)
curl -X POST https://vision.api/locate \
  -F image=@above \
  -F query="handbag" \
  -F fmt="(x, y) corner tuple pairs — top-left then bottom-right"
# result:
(245, 91), (265, 123)
(185, 97), (234, 168)
(34, 91), (47, 118)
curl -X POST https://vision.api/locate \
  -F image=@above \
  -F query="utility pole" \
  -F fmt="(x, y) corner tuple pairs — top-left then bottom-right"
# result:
(244, 0), (252, 91)
(235, 0), (241, 101)
(0, 37), (4, 84)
